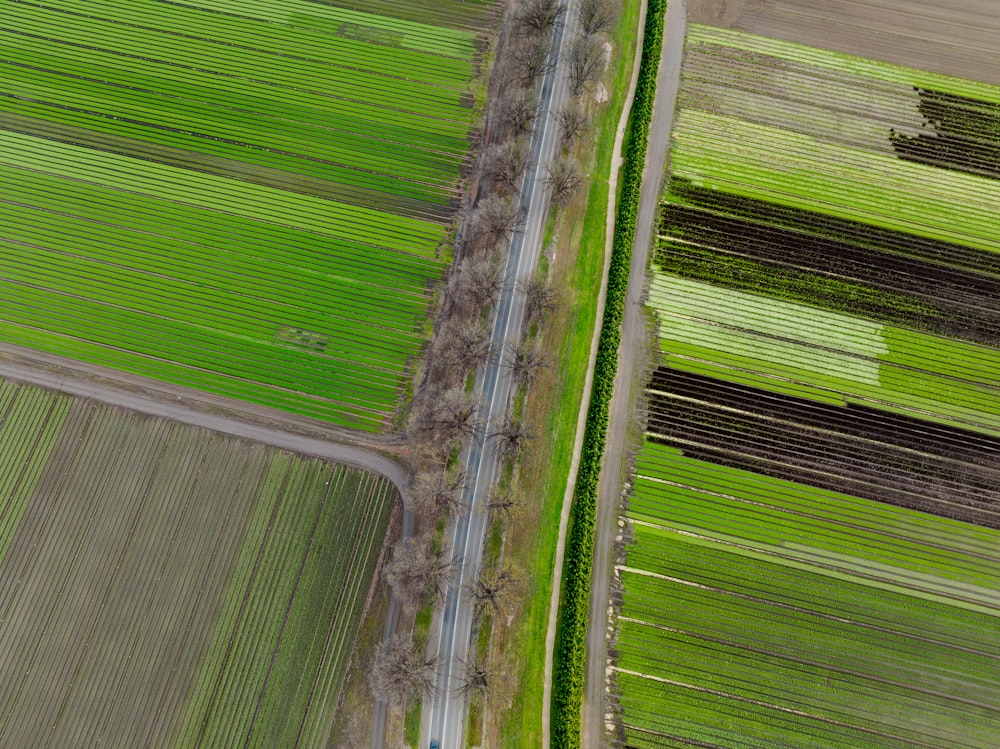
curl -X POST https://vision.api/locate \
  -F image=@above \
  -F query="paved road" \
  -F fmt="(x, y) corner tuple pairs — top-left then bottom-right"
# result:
(420, 4), (578, 748)
(583, 0), (687, 745)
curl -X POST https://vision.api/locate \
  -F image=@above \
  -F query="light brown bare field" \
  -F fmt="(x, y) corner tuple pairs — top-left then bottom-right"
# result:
(688, 0), (1000, 86)
(0, 388), (396, 747)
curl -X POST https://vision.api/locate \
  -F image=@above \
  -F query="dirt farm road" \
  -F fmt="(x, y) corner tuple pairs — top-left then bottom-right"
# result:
(582, 0), (687, 745)
(0, 343), (411, 494)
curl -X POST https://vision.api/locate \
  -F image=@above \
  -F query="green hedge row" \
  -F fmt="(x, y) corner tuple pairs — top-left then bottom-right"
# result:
(551, 0), (667, 747)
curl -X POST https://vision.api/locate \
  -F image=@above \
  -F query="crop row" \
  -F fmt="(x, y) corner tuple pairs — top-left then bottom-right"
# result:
(1, 132), (443, 254)
(616, 437), (1000, 746)
(687, 25), (1000, 105)
(0, 392), (397, 745)
(551, 0), (666, 746)
(672, 111), (1000, 253)
(650, 274), (1000, 433)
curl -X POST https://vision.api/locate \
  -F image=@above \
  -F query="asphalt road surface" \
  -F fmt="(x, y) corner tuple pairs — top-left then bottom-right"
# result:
(583, 0), (687, 745)
(420, 4), (579, 747)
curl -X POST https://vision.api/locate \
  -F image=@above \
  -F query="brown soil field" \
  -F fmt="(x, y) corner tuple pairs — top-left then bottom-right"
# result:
(687, 0), (1000, 86)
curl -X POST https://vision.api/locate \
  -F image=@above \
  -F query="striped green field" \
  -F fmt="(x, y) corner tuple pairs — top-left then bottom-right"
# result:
(0, 0), (497, 431)
(612, 24), (1000, 748)
(0, 377), (397, 747)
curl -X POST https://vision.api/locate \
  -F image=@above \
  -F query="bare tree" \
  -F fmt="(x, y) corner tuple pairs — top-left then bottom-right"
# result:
(458, 259), (503, 309)
(489, 416), (534, 460)
(411, 385), (479, 446)
(483, 137), (532, 193)
(567, 35), (606, 96)
(370, 633), (437, 705)
(442, 320), (497, 373)
(522, 276), (558, 324)
(580, 0), (619, 36)
(499, 88), (538, 136)
(506, 340), (547, 387)
(411, 468), (467, 518)
(517, 0), (565, 35)
(486, 485), (522, 522)
(546, 157), (582, 205)
(470, 196), (521, 245)
(472, 565), (514, 616)
(555, 102), (588, 146)
(510, 36), (553, 86)
(383, 534), (456, 608)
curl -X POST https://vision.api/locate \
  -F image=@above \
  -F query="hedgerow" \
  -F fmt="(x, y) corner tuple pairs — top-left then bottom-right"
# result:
(550, 0), (667, 746)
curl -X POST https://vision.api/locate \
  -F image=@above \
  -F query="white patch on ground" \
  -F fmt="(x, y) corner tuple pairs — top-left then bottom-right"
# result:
(594, 82), (609, 103)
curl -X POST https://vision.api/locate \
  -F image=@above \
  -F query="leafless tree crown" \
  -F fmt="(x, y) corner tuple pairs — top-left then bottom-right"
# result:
(411, 468), (467, 518)
(472, 564), (514, 616)
(510, 36), (554, 87)
(471, 196), (522, 245)
(370, 633), (437, 705)
(522, 276), (559, 324)
(483, 137), (532, 193)
(517, 0), (565, 35)
(567, 34), (607, 96)
(442, 320), (498, 373)
(411, 385), (479, 446)
(500, 88), (539, 137)
(506, 340), (547, 387)
(383, 534), (455, 608)
(458, 259), (504, 310)
(486, 485), (523, 522)
(546, 157), (583, 205)
(555, 102), (588, 146)
(489, 415), (534, 460)
(579, 0), (620, 36)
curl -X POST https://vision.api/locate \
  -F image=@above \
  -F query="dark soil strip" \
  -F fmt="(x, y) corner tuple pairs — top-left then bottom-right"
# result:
(666, 177), (1000, 277)
(891, 89), (1000, 181)
(646, 367), (1000, 528)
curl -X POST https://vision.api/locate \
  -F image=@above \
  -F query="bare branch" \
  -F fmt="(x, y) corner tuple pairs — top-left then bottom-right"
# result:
(411, 385), (479, 446)
(500, 88), (538, 137)
(506, 340), (548, 387)
(579, 0), (619, 36)
(471, 564), (514, 616)
(545, 158), (583, 205)
(456, 657), (502, 698)
(483, 137), (532, 193)
(521, 276), (559, 325)
(516, 0), (565, 36)
(486, 485), (523, 523)
(441, 320), (498, 374)
(458, 259), (504, 310)
(383, 534), (456, 608)
(370, 633), (437, 706)
(567, 34), (606, 96)
(411, 468), (467, 518)
(510, 36), (554, 87)
(555, 102), (588, 146)
(470, 196), (521, 245)
(489, 415), (534, 460)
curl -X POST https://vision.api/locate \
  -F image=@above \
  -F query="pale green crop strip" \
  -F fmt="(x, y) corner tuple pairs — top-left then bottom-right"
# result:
(0, 131), (443, 256)
(688, 24), (1000, 105)
(672, 111), (1000, 253)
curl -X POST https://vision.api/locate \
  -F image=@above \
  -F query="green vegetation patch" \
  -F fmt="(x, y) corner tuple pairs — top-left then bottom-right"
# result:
(0, 0), (495, 430)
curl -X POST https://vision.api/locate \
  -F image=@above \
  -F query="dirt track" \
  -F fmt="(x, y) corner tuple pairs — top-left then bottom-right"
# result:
(689, 0), (1000, 86)
(0, 342), (410, 492)
(580, 0), (688, 744)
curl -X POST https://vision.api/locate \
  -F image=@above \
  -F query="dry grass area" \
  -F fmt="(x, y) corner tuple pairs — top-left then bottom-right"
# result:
(688, 0), (1000, 85)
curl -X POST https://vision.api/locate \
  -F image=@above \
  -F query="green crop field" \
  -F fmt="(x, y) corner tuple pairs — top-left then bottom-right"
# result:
(0, 0), (497, 431)
(611, 24), (1000, 748)
(0, 376), (397, 747)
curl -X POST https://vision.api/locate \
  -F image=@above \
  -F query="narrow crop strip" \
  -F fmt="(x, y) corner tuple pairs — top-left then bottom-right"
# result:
(550, 0), (666, 745)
